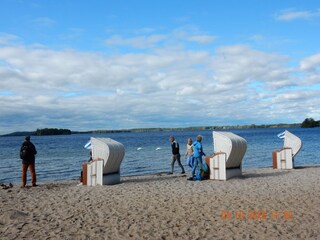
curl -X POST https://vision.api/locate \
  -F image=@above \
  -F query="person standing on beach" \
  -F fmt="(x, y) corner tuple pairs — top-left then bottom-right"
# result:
(168, 136), (185, 174)
(20, 136), (37, 187)
(189, 135), (205, 180)
(185, 138), (194, 168)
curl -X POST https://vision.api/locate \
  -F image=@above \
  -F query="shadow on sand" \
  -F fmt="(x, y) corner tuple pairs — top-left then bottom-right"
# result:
(120, 172), (188, 184)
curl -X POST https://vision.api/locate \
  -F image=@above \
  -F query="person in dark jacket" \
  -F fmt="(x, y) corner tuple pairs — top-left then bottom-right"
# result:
(20, 136), (37, 187)
(168, 136), (185, 174)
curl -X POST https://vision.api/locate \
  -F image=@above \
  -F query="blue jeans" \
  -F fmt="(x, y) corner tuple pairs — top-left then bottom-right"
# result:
(186, 155), (194, 168)
(192, 157), (202, 176)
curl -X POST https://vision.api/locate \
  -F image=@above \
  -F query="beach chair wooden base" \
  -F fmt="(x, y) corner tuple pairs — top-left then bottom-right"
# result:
(208, 153), (242, 180)
(87, 159), (104, 186)
(272, 148), (293, 169)
(82, 163), (88, 185)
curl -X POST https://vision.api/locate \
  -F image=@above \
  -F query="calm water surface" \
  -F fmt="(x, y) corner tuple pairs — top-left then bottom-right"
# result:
(0, 127), (319, 184)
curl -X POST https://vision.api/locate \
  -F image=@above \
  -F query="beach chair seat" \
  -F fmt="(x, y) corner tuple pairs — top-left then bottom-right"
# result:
(206, 131), (247, 180)
(272, 130), (302, 169)
(83, 137), (125, 186)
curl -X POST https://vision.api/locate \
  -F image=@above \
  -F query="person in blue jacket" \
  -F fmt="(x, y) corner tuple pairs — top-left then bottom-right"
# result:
(189, 135), (205, 180)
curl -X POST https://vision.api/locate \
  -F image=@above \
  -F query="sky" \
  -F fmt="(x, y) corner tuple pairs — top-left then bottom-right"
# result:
(0, 0), (320, 134)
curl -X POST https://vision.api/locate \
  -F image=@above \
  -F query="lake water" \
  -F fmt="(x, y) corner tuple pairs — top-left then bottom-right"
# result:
(0, 127), (319, 184)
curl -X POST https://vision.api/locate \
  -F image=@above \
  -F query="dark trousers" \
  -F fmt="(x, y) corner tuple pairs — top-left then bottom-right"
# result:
(171, 154), (185, 173)
(22, 162), (36, 187)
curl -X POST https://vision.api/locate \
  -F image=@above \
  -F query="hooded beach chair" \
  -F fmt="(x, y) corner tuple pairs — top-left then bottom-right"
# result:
(83, 137), (125, 186)
(272, 130), (302, 169)
(205, 131), (247, 180)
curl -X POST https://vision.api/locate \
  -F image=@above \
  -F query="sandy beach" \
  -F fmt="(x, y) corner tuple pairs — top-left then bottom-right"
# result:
(1, 166), (320, 240)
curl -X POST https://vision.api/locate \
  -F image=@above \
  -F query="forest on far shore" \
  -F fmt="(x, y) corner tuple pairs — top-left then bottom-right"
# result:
(1, 118), (319, 137)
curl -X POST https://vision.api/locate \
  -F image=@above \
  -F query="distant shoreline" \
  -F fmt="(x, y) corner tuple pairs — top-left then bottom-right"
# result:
(0, 123), (304, 137)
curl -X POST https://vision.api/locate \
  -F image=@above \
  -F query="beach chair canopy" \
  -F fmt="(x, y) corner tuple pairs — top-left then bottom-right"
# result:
(90, 137), (125, 175)
(213, 131), (247, 168)
(283, 130), (302, 157)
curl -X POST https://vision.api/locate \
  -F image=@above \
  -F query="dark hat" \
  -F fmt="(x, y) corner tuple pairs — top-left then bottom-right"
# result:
(25, 136), (30, 141)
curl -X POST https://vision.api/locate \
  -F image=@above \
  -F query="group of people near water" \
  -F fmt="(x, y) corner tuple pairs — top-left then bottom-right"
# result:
(168, 135), (208, 181)
(18, 134), (209, 187)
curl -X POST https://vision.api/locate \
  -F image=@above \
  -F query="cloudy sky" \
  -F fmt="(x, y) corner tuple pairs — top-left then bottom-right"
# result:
(0, 0), (320, 134)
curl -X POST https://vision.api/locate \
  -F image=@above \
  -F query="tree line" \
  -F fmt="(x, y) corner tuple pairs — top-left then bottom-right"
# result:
(301, 118), (320, 128)
(35, 128), (71, 136)
(1, 119), (319, 137)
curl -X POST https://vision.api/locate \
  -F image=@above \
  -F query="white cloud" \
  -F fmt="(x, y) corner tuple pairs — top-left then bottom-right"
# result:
(172, 28), (217, 44)
(298, 53), (320, 85)
(105, 34), (167, 48)
(0, 33), (20, 45)
(211, 45), (292, 88)
(249, 34), (265, 42)
(300, 53), (320, 71)
(0, 39), (319, 134)
(104, 28), (217, 49)
(275, 9), (320, 21)
(32, 17), (56, 28)
(187, 35), (216, 44)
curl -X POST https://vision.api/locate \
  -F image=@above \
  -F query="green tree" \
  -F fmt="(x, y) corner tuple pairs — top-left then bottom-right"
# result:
(301, 118), (319, 128)
(35, 128), (71, 135)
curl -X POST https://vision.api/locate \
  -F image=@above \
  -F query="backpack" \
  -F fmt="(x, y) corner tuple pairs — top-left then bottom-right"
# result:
(194, 170), (204, 181)
(20, 145), (29, 159)
(201, 161), (208, 173)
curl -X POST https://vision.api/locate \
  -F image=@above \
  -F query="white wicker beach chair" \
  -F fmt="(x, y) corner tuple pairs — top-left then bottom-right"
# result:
(272, 130), (302, 169)
(205, 131), (247, 180)
(84, 137), (125, 186)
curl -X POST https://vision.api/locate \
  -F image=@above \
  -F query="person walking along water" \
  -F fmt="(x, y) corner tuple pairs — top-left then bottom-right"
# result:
(185, 138), (194, 169)
(189, 135), (205, 180)
(20, 136), (37, 187)
(168, 136), (185, 174)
